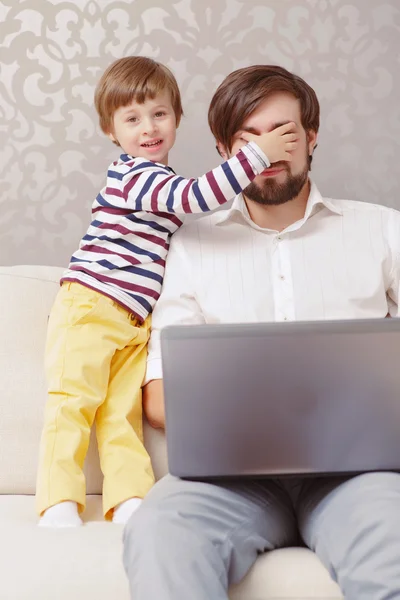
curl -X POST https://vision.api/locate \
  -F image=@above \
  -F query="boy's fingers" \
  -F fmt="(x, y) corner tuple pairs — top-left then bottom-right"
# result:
(284, 133), (298, 142)
(240, 132), (255, 142)
(275, 121), (297, 134)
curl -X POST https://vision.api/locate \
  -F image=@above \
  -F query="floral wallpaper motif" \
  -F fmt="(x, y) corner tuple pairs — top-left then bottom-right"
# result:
(1, 0), (399, 265)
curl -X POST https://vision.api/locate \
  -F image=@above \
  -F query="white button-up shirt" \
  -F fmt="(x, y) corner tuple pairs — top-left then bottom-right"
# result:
(145, 181), (400, 383)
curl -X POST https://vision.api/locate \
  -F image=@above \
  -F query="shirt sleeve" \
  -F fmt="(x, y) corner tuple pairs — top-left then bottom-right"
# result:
(120, 141), (269, 214)
(387, 208), (400, 316)
(144, 233), (205, 384)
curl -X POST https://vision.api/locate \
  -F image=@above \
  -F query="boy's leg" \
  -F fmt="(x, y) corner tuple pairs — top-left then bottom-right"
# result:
(95, 315), (154, 520)
(36, 283), (126, 517)
(123, 474), (299, 600)
(297, 472), (400, 599)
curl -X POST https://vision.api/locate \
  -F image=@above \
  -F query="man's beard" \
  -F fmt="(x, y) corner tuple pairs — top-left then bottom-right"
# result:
(244, 161), (309, 206)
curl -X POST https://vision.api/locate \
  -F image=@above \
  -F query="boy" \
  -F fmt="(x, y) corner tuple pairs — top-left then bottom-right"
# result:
(36, 56), (297, 527)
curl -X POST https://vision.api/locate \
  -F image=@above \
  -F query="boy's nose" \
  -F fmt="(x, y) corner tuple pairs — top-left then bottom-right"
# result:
(142, 118), (157, 135)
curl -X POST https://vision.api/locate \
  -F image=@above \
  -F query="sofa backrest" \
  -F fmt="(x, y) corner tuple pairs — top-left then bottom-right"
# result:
(0, 265), (168, 495)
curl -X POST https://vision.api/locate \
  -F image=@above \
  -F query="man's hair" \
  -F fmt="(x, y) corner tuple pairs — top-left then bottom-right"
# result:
(208, 65), (320, 154)
(94, 56), (183, 135)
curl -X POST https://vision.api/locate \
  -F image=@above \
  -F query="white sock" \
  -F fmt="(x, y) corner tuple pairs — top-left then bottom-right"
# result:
(112, 497), (142, 525)
(39, 501), (83, 528)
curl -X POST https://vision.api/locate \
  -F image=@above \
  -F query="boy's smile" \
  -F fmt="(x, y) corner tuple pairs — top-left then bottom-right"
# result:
(108, 91), (177, 165)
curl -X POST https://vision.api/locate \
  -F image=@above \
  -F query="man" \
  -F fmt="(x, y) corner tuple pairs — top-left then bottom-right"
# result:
(123, 65), (400, 599)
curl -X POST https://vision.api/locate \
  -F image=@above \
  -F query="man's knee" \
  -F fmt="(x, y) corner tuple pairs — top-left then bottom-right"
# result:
(124, 503), (160, 544)
(123, 504), (170, 576)
(123, 492), (206, 557)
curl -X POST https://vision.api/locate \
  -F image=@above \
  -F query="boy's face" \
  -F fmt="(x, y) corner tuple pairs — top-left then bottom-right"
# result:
(108, 91), (177, 165)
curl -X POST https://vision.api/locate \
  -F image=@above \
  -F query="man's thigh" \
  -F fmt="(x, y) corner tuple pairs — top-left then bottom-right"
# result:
(125, 474), (299, 585)
(296, 472), (400, 597)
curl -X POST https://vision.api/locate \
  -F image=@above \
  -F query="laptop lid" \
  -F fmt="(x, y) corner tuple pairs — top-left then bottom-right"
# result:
(161, 318), (400, 479)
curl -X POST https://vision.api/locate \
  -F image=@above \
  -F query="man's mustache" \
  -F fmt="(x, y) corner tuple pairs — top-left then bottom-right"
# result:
(269, 161), (289, 169)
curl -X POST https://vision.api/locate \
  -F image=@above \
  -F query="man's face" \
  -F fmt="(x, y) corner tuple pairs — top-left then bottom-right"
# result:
(219, 92), (317, 206)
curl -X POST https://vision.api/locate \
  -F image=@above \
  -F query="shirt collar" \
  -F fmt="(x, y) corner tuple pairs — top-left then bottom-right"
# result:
(215, 180), (343, 230)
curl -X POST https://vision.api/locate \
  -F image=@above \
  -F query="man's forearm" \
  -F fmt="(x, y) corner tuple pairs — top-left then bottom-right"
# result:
(143, 379), (165, 429)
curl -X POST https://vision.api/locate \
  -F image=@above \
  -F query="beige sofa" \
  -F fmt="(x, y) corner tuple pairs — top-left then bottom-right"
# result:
(0, 265), (343, 600)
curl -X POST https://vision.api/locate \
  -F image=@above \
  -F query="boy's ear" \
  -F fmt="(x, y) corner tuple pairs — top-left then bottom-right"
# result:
(107, 131), (120, 147)
(216, 141), (228, 160)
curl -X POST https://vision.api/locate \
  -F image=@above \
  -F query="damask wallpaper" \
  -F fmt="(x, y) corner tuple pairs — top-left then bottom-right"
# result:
(1, 0), (399, 266)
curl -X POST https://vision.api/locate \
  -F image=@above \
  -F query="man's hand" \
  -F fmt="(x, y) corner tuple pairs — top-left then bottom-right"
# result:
(143, 379), (165, 430)
(242, 122), (298, 163)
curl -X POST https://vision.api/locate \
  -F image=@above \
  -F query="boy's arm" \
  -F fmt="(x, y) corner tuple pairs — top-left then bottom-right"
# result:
(120, 141), (269, 215)
(112, 122), (297, 214)
(143, 233), (205, 429)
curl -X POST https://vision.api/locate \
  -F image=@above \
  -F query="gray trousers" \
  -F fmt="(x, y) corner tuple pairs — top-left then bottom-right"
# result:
(123, 471), (400, 599)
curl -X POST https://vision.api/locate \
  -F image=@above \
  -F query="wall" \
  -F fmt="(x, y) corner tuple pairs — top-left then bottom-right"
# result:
(1, 0), (399, 266)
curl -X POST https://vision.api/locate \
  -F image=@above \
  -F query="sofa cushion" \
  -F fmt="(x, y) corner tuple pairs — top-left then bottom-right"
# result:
(0, 265), (342, 599)
(0, 265), (168, 495)
(0, 494), (342, 600)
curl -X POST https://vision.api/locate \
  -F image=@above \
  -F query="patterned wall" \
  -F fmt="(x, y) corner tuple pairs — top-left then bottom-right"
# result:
(1, 0), (400, 266)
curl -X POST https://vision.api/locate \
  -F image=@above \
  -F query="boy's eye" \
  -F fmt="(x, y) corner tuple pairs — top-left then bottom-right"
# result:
(128, 117), (138, 123)
(155, 111), (166, 117)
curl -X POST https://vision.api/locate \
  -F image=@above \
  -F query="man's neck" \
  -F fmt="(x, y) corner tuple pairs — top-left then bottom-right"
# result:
(243, 179), (311, 231)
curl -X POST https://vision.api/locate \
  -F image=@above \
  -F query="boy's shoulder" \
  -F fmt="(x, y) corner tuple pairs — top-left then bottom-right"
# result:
(108, 154), (175, 176)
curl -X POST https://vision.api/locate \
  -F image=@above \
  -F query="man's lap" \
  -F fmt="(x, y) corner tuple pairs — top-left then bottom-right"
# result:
(129, 470), (400, 551)
(124, 471), (400, 595)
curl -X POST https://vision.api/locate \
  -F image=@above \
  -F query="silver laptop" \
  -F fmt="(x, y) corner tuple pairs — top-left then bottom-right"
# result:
(160, 318), (400, 479)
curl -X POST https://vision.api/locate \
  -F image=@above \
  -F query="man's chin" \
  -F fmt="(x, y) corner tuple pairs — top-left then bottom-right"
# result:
(244, 169), (309, 206)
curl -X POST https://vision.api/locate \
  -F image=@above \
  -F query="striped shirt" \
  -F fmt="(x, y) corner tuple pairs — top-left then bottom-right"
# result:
(62, 141), (269, 320)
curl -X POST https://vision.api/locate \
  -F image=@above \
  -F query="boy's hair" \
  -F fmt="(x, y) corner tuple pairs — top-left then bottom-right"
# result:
(208, 65), (320, 154)
(94, 56), (183, 135)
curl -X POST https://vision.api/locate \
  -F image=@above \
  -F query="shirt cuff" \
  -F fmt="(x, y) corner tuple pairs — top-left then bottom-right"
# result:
(242, 141), (271, 173)
(143, 357), (163, 386)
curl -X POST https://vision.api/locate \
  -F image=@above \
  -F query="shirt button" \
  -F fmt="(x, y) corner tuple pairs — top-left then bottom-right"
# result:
(277, 236), (282, 241)
(283, 317), (288, 321)
(279, 275), (285, 280)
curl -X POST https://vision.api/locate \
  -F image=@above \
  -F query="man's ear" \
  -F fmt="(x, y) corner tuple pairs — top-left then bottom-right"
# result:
(307, 130), (318, 156)
(216, 141), (229, 160)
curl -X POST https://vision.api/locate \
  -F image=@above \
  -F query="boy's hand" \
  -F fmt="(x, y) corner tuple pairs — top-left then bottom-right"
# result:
(241, 122), (298, 163)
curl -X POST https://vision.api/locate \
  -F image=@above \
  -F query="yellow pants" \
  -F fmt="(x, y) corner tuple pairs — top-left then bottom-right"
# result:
(36, 282), (155, 520)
